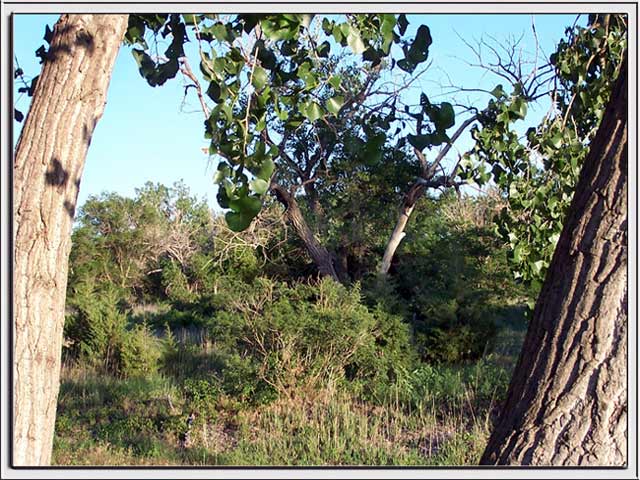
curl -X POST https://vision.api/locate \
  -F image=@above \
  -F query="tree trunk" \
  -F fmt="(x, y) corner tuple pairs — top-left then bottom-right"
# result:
(379, 182), (425, 275)
(480, 58), (627, 466)
(271, 184), (340, 281)
(13, 14), (128, 466)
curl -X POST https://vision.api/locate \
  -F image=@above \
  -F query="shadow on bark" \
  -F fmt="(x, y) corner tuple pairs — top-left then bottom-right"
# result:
(40, 25), (95, 63)
(44, 158), (80, 219)
(44, 158), (69, 187)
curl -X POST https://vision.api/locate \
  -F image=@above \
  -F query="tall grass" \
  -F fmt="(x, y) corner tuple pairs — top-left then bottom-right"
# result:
(53, 347), (512, 466)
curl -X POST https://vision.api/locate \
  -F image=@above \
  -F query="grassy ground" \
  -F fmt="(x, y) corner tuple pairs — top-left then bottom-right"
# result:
(52, 318), (526, 467)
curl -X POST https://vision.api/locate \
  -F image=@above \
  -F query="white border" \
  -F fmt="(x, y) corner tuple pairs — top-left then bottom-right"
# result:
(0, 2), (637, 479)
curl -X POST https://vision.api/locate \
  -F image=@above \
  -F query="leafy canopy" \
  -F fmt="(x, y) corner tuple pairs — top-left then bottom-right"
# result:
(124, 14), (451, 231)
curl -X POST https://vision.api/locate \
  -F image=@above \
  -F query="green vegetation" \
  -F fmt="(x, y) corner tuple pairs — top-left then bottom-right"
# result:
(55, 181), (528, 466)
(49, 13), (625, 467)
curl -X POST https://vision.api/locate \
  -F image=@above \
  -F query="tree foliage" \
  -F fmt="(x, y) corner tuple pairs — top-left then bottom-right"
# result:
(123, 14), (457, 232)
(460, 14), (627, 289)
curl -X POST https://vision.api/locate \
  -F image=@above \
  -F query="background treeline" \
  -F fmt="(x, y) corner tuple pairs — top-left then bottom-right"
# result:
(56, 179), (532, 465)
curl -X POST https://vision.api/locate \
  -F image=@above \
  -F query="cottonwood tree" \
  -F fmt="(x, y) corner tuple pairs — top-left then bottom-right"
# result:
(460, 14), (627, 289)
(480, 55), (627, 466)
(125, 14), (475, 282)
(13, 14), (128, 466)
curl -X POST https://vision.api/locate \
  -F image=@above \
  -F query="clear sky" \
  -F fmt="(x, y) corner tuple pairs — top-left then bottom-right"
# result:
(12, 13), (582, 212)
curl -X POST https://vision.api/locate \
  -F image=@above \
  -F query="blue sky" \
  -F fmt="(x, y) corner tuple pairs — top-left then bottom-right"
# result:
(13, 13), (581, 211)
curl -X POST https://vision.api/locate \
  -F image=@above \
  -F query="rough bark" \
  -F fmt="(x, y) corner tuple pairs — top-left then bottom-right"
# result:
(13, 14), (128, 466)
(480, 58), (627, 466)
(271, 184), (340, 281)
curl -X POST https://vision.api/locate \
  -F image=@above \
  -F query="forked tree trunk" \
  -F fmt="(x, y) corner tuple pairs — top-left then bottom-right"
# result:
(480, 58), (627, 466)
(379, 115), (477, 277)
(271, 183), (339, 281)
(13, 14), (128, 466)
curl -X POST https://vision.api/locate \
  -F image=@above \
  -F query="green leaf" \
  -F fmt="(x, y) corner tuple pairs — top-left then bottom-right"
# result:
(297, 62), (318, 89)
(206, 81), (222, 102)
(513, 244), (524, 263)
(346, 27), (366, 54)
(490, 84), (505, 99)
(256, 41), (277, 70)
(252, 66), (269, 91)
(249, 178), (269, 195)
(316, 40), (331, 58)
(260, 16), (300, 41)
(407, 131), (448, 150)
(328, 75), (341, 90)
(532, 260), (546, 275)
(211, 22), (229, 41)
(397, 14), (409, 36)
(397, 58), (416, 73)
(547, 131), (563, 149)
(229, 194), (262, 216)
(256, 157), (275, 181)
(408, 25), (432, 63)
(510, 98), (527, 120)
(326, 96), (344, 116)
(434, 102), (455, 130)
(226, 211), (254, 231)
(407, 134), (432, 151)
(301, 101), (323, 122)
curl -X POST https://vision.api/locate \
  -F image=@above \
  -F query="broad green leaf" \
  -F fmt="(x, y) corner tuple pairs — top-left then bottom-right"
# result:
(328, 75), (341, 90)
(408, 25), (432, 63)
(435, 102), (455, 130)
(260, 16), (300, 41)
(301, 101), (323, 122)
(548, 131), (563, 149)
(252, 116), (265, 134)
(252, 66), (269, 91)
(249, 178), (269, 195)
(297, 62), (318, 89)
(326, 96), (344, 116)
(211, 22), (229, 41)
(490, 84), (505, 99)
(397, 14), (409, 36)
(206, 81), (222, 102)
(229, 194), (262, 217)
(226, 211), (254, 231)
(256, 157), (275, 181)
(347, 28), (366, 54)
(407, 133), (432, 151)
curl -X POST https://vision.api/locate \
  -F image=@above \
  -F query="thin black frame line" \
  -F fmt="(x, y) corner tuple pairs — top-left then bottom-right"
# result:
(7, 12), (15, 474)
(9, 11), (635, 14)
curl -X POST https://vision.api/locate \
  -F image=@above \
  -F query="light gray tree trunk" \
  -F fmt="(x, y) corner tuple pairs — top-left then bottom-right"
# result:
(13, 14), (129, 466)
(480, 58), (627, 466)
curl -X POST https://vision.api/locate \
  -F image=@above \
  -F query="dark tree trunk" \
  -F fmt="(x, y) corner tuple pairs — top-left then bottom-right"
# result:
(271, 184), (340, 281)
(480, 59), (627, 466)
(13, 14), (128, 466)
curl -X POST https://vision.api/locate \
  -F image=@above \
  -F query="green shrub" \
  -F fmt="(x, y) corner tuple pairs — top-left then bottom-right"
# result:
(202, 277), (415, 402)
(65, 283), (166, 378)
(64, 283), (128, 373)
(120, 323), (163, 378)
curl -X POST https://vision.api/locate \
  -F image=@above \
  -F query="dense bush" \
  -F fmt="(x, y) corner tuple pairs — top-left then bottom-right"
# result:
(386, 192), (529, 363)
(201, 277), (415, 402)
(65, 283), (165, 378)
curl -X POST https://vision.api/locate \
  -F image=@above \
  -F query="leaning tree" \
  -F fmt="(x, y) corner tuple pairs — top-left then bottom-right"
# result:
(480, 54), (627, 466)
